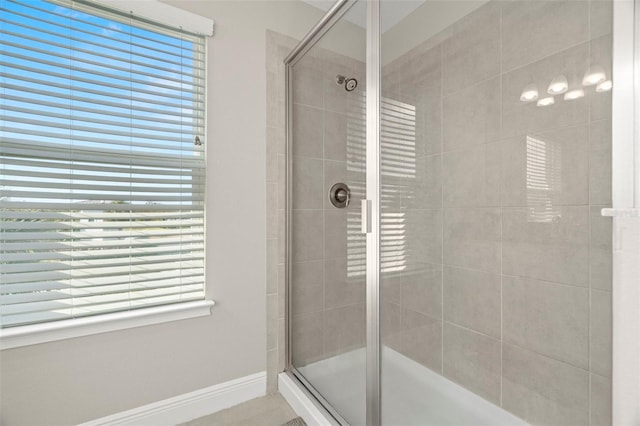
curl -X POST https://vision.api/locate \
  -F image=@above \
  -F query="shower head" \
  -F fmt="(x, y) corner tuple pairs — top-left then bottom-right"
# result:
(336, 74), (358, 92)
(344, 78), (357, 91)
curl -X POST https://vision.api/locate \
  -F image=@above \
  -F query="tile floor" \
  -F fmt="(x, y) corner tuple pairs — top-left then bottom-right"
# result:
(178, 393), (299, 426)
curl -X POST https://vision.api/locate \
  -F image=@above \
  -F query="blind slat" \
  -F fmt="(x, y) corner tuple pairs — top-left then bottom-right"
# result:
(5, 260), (204, 285)
(1, 140), (205, 169)
(0, 201), (204, 211)
(2, 72), (203, 114)
(3, 252), (205, 274)
(1, 64), (202, 104)
(1, 48), (205, 88)
(1, 93), (203, 127)
(3, 243), (204, 262)
(1, 178), (204, 193)
(2, 238), (204, 255)
(4, 0), (205, 47)
(1, 217), (204, 230)
(3, 279), (205, 305)
(1, 210), (203, 220)
(1, 84), (202, 119)
(2, 288), (205, 316)
(1, 169), (203, 185)
(2, 104), (200, 136)
(2, 157), (205, 177)
(0, 16), (205, 70)
(1, 268), (205, 294)
(2, 227), (205, 241)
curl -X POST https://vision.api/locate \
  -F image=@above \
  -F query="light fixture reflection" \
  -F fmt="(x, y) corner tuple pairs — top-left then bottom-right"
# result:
(583, 66), (606, 86)
(564, 89), (585, 100)
(537, 97), (555, 107)
(547, 75), (568, 95)
(520, 83), (539, 102)
(596, 80), (612, 92)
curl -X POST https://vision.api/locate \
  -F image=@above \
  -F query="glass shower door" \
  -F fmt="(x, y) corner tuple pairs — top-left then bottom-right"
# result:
(287, 2), (368, 424)
(379, 1), (613, 425)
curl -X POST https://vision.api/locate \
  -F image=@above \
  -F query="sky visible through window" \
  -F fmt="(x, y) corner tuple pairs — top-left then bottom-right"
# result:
(1, 0), (203, 205)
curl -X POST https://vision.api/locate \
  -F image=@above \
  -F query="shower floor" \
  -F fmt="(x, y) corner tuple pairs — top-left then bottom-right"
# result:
(298, 347), (528, 426)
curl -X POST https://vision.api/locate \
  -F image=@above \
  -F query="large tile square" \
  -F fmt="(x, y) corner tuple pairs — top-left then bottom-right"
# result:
(401, 308), (442, 372)
(442, 2), (500, 95)
(500, 125), (589, 207)
(502, 344), (589, 426)
(443, 77), (500, 152)
(443, 207), (501, 273)
(503, 275), (589, 368)
(501, 0), (589, 72)
(502, 206), (589, 286)
(443, 266), (500, 338)
(443, 323), (501, 405)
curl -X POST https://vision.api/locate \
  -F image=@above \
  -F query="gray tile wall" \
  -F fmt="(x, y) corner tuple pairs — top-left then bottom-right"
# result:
(288, 44), (367, 368)
(380, 1), (613, 425)
(266, 31), (367, 391)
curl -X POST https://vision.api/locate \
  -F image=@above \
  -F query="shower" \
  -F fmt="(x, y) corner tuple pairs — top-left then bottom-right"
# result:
(336, 74), (357, 91)
(275, 0), (628, 424)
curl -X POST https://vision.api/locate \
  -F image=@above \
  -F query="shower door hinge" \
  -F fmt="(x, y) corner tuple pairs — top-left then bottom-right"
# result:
(361, 199), (372, 234)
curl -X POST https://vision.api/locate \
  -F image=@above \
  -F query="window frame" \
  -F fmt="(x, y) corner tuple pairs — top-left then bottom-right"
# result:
(0, 0), (214, 349)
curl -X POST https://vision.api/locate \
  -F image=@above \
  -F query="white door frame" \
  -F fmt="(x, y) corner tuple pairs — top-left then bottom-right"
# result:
(610, 0), (640, 424)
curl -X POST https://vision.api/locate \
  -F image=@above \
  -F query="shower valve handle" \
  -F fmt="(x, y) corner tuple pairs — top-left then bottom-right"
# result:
(329, 183), (351, 208)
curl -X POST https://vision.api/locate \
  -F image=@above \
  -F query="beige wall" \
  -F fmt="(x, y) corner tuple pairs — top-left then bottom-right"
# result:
(0, 2), (328, 425)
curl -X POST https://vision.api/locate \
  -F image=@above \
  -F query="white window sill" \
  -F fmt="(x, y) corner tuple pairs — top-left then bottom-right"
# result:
(0, 300), (215, 350)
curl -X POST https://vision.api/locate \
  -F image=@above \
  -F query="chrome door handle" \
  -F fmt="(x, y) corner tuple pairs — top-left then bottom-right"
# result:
(361, 199), (372, 234)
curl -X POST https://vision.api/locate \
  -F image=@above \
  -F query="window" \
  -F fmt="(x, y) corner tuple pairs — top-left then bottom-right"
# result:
(0, 0), (207, 331)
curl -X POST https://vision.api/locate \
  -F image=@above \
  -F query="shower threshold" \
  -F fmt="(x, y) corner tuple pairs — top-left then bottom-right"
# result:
(288, 347), (528, 426)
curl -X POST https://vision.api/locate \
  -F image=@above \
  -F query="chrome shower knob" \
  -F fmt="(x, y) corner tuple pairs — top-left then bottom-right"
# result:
(329, 183), (351, 208)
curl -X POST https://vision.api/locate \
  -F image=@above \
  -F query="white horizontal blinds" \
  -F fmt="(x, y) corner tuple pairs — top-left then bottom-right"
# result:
(0, 0), (206, 327)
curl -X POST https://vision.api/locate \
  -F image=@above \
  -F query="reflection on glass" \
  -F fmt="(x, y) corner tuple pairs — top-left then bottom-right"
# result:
(380, 96), (419, 277)
(537, 96), (555, 107)
(564, 89), (585, 100)
(547, 74), (569, 94)
(347, 95), (367, 279)
(596, 80), (613, 92)
(583, 65), (606, 86)
(526, 135), (562, 223)
(520, 83), (539, 102)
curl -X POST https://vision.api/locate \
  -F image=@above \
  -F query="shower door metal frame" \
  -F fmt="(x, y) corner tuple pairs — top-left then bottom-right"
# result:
(364, 1), (381, 425)
(283, 1), (383, 425)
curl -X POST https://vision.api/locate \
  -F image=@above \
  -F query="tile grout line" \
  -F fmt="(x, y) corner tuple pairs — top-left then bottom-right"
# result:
(267, 47), (276, 391)
(439, 41), (445, 376)
(587, 3), (593, 424)
(321, 70), (327, 360)
(499, 1), (504, 410)
(278, 46), (286, 381)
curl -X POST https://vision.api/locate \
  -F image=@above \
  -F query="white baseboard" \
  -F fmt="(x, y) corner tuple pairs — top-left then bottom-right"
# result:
(81, 371), (266, 426)
(278, 372), (334, 426)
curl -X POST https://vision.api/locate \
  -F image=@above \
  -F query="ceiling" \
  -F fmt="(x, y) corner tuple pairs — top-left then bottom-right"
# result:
(300, 0), (427, 34)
